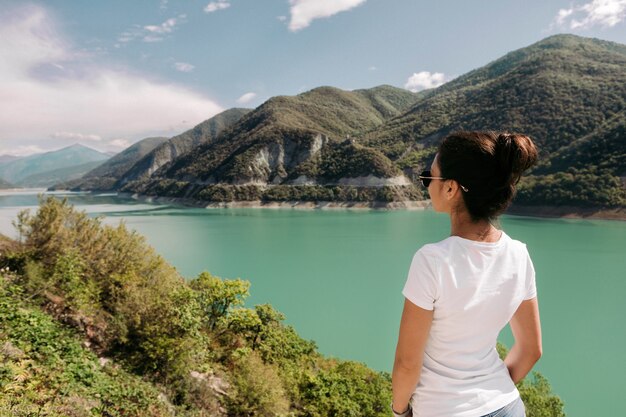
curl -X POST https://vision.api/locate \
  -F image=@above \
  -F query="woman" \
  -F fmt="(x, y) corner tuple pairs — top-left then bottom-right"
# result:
(391, 131), (542, 417)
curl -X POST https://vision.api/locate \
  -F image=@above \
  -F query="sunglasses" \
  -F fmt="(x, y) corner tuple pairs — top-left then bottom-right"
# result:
(419, 170), (469, 192)
(419, 170), (446, 187)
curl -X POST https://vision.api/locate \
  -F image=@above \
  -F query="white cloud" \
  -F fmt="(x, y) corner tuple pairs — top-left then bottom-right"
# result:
(0, 145), (46, 157)
(174, 62), (195, 72)
(404, 71), (447, 92)
(368, 66), (377, 71)
(236, 92), (257, 104)
(51, 132), (102, 141)
(144, 16), (184, 34)
(118, 14), (186, 43)
(204, 1), (231, 13)
(109, 139), (131, 149)
(288, 0), (367, 31)
(0, 5), (222, 150)
(552, 0), (626, 29)
(555, 8), (575, 26)
(277, 15), (287, 22)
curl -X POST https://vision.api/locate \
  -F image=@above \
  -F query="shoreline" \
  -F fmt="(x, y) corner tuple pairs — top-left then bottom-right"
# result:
(5, 188), (626, 220)
(121, 192), (626, 220)
(118, 192), (432, 211)
(506, 204), (626, 221)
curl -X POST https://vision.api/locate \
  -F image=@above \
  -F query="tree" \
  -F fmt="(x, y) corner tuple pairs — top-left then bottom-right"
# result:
(189, 271), (250, 331)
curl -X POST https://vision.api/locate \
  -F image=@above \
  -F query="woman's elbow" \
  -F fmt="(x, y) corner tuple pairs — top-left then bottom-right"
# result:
(527, 344), (542, 363)
(394, 354), (421, 372)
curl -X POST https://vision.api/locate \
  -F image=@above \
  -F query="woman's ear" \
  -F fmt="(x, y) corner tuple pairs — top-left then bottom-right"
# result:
(445, 180), (460, 200)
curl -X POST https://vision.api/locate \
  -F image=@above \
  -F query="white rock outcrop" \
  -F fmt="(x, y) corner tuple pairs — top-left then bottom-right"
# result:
(336, 175), (411, 187)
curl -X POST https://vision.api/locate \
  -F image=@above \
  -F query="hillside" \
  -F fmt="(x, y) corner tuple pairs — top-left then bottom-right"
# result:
(50, 136), (169, 191)
(365, 34), (626, 161)
(0, 144), (109, 186)
(57, 35), (626, 212)
(533, 112), (625, 176)
(0, 178), (14, 189)
(119, 85), (422, 203)
(354, 35), (626, 210)
(0, 155), (20, 164)
(17, 160), (106, 188)
(0, 197), (565, 416)
(116, 108), (252, 187)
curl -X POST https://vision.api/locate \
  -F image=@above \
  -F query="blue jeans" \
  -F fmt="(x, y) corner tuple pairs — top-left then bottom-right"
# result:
(481, 397), (526, 417)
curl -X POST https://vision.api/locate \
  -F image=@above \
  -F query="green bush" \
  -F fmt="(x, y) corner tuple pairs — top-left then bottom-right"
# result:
(190, 271), (250, 331)
(0, 275), (174, 417)
(516, 167), (626, 207)
(297, 359), (392, 417)
(225, 350), (290, 417)
(13, 196), (202, 379)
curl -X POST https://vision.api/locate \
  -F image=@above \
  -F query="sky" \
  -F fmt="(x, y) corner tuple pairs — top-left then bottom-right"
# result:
(1, 0), (625, 157)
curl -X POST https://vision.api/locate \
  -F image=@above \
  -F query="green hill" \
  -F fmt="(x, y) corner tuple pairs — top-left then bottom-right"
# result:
(49, 136), (169, 191)
(0, 155), (20, 164)
(0, 144), (110, 187)
(18, 160), (106, 188)
(101, 35), (626, 211)
(119, 85), (422, 203)
(117, 108), (252, 187)
(0, 178), (15, 189)
(362, 34), (626, 209)
(365, 34), (626, 158)
(533, 113), (626, 176)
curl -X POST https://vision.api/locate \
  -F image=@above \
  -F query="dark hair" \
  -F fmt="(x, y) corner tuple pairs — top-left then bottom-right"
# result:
(437, 131), (538, 221)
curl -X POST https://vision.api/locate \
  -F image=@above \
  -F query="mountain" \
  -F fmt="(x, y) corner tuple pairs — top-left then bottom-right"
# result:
(110, 35), (625, 210)
(0, 178), (14, 189)
(159, 85), (419, 182)
(49, 136), (169, 191)
(0, 144), (110, 187)
(533, 112), (626, 176)
(364, 34), (626, 161)
(119, 85), (422, 202)
(17, 160), (107, 188)
(0, 155), (20, 164)
(361, 34), (626, 208)
(116, 108), (253, 187)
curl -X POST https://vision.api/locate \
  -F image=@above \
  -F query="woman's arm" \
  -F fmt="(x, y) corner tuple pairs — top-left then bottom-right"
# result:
(392, 298), (434, 413)
(505, 297), (542, 383)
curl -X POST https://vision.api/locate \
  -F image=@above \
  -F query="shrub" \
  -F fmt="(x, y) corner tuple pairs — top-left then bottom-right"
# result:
(225, 351), (290, 417)
(189, 271), (250, 331)
(13, 196), (202, 379)
(297, 359), (392, 417)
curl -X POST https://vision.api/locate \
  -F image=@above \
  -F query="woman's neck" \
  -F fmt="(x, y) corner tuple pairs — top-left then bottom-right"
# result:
(449, 210), (501, 242)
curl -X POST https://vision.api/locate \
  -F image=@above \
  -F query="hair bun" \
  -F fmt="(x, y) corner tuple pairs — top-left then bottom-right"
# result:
(438, 131), (539, 220)
(495, 133), (538, 185)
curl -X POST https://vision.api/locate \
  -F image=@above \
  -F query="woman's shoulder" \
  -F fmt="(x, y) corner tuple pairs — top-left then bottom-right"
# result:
(416, 231), (529, 257)
(413, 238), (454, 260)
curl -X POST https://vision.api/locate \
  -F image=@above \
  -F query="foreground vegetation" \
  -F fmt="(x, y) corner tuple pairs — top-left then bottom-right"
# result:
(1, 197), (565, 416)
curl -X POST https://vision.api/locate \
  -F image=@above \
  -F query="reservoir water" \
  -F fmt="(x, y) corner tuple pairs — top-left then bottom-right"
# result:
(1, 190), (624, 417)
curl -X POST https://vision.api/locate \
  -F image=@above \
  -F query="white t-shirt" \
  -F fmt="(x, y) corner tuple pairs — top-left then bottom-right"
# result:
(402, 231), (536, 417)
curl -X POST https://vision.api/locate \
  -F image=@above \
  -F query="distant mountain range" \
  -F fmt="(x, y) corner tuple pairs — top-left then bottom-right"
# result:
(117, 108), (252, 187)
(0, 144), (110, 188)
(54, 137), (169, 191)
(0, 178), (14, 189)
(0, 155), (20, 164)
(51, 34), (625, 211)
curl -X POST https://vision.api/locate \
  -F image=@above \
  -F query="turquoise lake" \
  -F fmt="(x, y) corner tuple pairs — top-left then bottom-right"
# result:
(1, 190), (624, 417)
